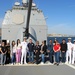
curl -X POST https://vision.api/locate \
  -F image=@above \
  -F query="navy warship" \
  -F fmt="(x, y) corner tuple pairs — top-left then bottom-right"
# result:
(0, 1), (75, 75)
(2, 0), (47, 44)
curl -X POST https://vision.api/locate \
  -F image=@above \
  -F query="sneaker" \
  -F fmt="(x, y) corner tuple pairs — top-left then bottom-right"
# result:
(69, 62), (71, 64)
(72, 63), (74, 64)
(57, 63), (59, 66)
(11, 63), (14, 65)
(40, 62), (44, 64)
(65, 62), (68, 64)
(25, 63), (27, 65)
(48, 62), (52, 65)
(54, 62), (57, 65)
(20, 63), (23, 65)
(19, 63), (21, 65)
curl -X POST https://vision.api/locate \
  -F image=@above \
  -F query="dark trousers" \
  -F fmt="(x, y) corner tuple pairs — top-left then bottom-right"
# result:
(35, 52), (39, 64)
(49, 52), (54, 63)
(6, 53), (11, 64)
(61, 52), (66, 63)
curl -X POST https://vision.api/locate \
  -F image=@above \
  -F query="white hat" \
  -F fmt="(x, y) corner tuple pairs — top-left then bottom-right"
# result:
(23, 37), (27, 39)
(68, 38), (71, 40)
(7, 40), (10, 43)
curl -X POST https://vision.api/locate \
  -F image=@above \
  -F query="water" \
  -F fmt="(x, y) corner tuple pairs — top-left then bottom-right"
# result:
(47, 37), (75, 44)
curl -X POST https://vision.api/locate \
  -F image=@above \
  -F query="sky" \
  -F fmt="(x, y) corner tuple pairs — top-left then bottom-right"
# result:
(0, 0), (75, 35)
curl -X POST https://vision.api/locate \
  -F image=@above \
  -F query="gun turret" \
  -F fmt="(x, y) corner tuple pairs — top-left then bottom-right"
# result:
(23, 0), (33, 38)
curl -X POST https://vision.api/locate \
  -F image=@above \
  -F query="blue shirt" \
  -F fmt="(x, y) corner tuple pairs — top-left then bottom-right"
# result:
(47, 43), (53, 52)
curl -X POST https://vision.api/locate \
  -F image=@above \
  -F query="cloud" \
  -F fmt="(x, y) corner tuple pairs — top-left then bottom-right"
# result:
(48, 24), (75, 35)
(0, 18), (3, 28)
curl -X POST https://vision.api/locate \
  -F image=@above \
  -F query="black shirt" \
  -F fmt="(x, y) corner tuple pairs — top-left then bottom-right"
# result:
(1, 46), (7, 53)
(34, 45), (41, 53)
(41, 45), (47, 54)
(6, 46), (10, 54)
(28, 43), (34, 52)
(60, 43), (67, 52)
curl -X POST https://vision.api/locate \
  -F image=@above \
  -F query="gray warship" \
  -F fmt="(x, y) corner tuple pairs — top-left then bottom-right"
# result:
(2, 0), (47, 44)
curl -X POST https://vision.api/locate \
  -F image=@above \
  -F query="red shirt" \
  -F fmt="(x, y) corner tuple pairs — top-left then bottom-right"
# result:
(53, 44), (61, 52)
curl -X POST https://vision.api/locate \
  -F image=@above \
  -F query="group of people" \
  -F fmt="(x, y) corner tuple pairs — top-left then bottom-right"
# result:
(0, 37), (75, 66)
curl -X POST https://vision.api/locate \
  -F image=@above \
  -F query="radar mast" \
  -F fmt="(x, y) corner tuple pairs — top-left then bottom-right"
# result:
(22, 0), (29, 6)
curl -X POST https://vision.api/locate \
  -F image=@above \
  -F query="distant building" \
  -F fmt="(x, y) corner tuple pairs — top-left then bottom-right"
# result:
(47, 34), (75, 37)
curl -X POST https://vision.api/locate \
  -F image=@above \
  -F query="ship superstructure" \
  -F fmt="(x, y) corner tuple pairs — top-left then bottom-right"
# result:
(2, 0), (47, 44)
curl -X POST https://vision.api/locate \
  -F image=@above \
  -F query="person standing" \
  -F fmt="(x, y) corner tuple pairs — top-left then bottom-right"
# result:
(6, 42), (10, 64)
(34, 41), (41, 64)
(53, 40), (61, 66)
(60, 39), (67, 63)
(47, 39), (54, 63)
(0, 42), (1, 65)
(16, 39), (21, 64)
(0, 42), (7, 65)
(28, 39), (35, 63)
(66, 38), (73, 64)
(0, 48), (1, 65)
(72, 40), (75, 64)
(40, 41), (47, 64)
(11, 41), (16, 65)
(21, 37), (28, 64)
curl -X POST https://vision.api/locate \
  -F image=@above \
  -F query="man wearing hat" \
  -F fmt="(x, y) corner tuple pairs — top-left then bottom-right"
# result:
(66, 38), (73, 64)
(72, 40), (75, 64)
(21, 37), (28, 64)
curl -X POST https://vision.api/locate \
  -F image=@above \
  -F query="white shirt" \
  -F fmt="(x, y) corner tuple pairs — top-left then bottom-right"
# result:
(16, 43), (21, 50)
(67, 42), (73, 50)
(21, 41), (28, 52)
(12, 45), (16, 53)
(72, 44), (75, 51)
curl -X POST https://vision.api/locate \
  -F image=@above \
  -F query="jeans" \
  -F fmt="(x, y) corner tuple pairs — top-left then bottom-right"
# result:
(54, 51), (60, 63)
(61, 52), (66, 63)
(0, 54), (1, 64)
(41, 54), (45, 63)
(1, 54), (6, 65)
(11, 53), (16, 64)
(49, 52), (54, 63)
(29, 52), (34, 62)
